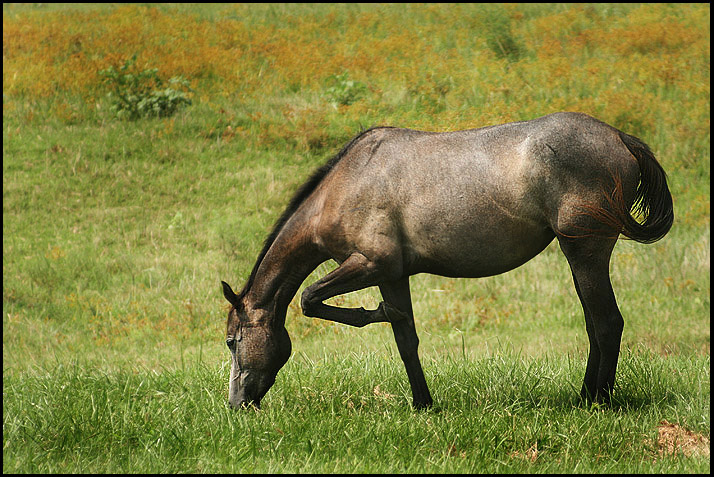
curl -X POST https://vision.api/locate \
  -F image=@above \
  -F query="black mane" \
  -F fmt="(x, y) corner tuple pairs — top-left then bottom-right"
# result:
(237, 126), (388, 299)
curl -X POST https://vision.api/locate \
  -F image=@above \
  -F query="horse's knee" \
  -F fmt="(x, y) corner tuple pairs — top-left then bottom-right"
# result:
(300, 287), (318, 316)
(592, 313), (624, 349)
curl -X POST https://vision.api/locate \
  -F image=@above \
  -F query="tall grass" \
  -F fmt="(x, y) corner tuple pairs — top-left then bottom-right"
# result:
(3, 3), (710, 473)
(2, 349), (709, 473)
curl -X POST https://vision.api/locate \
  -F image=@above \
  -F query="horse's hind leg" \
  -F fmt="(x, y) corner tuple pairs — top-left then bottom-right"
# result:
(572, 274), (601, 401)
(379, 277), (433, 409)
(558, 236), (624, 404)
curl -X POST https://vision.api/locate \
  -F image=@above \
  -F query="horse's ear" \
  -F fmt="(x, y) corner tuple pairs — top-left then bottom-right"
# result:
(221, 281), (241, 308)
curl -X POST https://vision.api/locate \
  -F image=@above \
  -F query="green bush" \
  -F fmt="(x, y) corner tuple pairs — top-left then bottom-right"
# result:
(324, 72), (368, 107)
(99, 54), (193, 120)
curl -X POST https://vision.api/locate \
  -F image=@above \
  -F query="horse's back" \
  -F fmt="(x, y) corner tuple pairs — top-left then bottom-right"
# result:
(312, 113), (639, 278)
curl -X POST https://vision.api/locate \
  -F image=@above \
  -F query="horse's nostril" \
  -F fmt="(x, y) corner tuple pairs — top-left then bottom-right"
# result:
(226, 337), (236, 349)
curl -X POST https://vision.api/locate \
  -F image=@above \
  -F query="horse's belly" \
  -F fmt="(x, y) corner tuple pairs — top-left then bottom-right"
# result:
(403, 213), (555, 278)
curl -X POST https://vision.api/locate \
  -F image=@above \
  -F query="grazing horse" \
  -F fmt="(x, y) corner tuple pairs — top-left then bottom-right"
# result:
(221, 112), (673, 409)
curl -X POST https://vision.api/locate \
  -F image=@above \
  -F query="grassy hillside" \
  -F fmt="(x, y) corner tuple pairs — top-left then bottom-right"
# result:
(3, 3), (709, 473)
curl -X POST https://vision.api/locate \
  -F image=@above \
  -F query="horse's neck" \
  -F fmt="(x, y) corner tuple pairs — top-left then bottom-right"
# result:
(242, 217), (325, 323)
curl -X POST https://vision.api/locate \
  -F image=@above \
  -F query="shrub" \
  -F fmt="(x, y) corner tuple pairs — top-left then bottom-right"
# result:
(324, 72), (368, 107)
(99, 54), (193, 120)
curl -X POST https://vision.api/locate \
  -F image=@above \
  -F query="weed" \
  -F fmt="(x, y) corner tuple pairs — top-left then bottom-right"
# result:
(481, 6), (525, 62)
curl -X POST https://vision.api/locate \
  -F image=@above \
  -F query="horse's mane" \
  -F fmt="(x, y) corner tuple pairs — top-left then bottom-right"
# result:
(237, 126), (388, 299)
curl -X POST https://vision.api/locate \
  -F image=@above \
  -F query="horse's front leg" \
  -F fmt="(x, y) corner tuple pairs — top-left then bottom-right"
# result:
(380, 277), (433, 409)
(300, 253), (432, 409)
(300, 252), (407, 328)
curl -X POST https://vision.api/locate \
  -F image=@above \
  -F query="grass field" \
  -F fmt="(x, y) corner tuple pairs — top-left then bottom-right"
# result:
(3, 3), (710, 473)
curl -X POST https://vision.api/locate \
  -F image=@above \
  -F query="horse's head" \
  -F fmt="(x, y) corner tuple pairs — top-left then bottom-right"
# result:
(221, 281), (291, 409)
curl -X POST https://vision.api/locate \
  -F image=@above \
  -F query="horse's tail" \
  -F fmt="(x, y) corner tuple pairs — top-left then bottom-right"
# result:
(616, 130), (674, 244)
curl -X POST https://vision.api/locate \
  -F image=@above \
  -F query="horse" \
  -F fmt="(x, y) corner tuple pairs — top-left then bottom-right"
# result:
(220, 112), (673, 410)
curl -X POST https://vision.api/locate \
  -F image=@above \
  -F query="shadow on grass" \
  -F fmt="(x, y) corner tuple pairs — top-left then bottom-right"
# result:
(390, 348), (701, 415)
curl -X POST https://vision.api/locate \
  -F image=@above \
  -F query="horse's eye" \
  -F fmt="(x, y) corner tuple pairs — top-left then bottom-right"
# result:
(226, 337), (236, 350)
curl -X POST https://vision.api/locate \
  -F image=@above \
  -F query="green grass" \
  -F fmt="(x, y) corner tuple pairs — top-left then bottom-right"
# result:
(2, 349), (709, 473)
(3, 2), (710, 473)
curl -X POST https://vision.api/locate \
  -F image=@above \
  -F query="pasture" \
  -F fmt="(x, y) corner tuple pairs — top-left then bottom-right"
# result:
(3, 3), (709, 473)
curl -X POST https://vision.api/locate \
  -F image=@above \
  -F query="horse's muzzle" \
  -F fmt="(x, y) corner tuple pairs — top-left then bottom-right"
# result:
(228, 396), (261, 410)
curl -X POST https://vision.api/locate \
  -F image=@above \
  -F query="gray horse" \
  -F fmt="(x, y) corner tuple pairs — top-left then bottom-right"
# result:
(221, 112), (673, 409)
